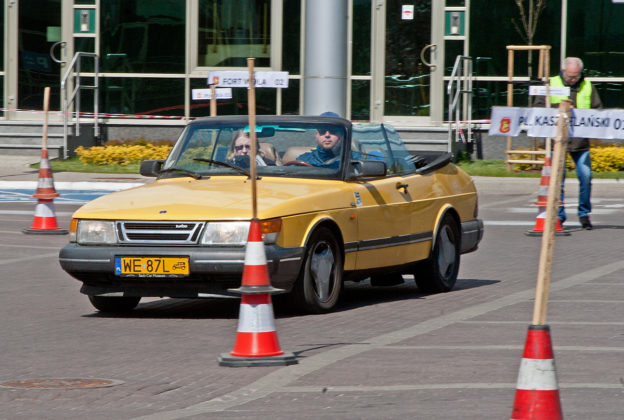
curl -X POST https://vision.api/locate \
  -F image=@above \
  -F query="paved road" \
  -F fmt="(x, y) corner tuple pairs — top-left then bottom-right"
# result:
(0, 175), (622, 419)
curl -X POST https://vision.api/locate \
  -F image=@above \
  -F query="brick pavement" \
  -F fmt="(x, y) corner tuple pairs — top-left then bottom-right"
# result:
(0, 161), (622, 419)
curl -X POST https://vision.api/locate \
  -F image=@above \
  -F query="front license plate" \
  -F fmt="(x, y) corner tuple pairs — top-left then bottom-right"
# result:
(115, 257), (189, 277)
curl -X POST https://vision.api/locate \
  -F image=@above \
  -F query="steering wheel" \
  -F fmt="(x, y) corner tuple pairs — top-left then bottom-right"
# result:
(284, 160), (313, 167)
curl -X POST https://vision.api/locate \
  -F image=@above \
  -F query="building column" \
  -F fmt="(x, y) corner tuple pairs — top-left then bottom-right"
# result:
(303, 0), (348, 117)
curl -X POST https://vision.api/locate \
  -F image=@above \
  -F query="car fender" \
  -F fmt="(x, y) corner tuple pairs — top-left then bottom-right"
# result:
(300, 215), (345, 254)
(429, 204), (460, 255)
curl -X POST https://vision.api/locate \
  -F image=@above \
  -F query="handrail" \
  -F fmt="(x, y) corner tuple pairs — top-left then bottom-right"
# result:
(447, 55), (473, 153)
(61, 52), (99, 159)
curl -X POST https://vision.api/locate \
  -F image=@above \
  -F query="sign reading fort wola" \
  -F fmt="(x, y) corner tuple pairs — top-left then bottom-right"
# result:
(208, 71), (289, 89)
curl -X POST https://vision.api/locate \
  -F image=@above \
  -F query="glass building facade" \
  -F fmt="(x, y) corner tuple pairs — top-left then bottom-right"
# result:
(2, 0), (624, 128)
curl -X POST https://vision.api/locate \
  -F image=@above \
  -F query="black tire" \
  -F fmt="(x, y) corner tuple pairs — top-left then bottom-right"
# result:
(88, 295), (141, 313)
(292, 226), (343, 313)
(414, 213), (460, 293)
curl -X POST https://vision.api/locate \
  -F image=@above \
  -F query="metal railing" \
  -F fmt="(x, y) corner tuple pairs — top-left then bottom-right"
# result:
(61, 52), (99, 159)
(447, 55), (473, 153)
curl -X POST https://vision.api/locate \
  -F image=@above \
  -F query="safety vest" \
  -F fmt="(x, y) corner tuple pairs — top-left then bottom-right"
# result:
(550, 75), (592, 109)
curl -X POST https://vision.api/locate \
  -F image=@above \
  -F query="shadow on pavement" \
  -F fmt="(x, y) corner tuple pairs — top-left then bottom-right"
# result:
(82, 278), (500, 319)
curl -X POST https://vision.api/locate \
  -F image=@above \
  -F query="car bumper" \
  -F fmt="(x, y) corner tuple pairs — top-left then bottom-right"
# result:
(59, 243), (305, 298)
(460, 219), (484, 254)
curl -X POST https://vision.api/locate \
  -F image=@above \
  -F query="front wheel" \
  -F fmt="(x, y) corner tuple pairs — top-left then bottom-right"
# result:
(414, 213), (460, 293)
(291, 227), (343, 313)
(88, 295), (141, 313)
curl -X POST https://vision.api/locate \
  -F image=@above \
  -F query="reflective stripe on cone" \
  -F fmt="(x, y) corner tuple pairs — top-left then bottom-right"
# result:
(511, 325), (563, 420)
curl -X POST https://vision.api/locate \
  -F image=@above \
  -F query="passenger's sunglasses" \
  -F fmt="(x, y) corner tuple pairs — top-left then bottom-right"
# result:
(234, 144), (251, 151)
(317, 126), (341, 135)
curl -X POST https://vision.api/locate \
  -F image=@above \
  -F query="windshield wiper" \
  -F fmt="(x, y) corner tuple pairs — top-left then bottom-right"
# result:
(193, 158), (252, 178)
(159, 167), (203, 180)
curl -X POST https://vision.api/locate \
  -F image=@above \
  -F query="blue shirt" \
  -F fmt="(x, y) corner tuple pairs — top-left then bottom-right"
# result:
(296, 147), (342, 169)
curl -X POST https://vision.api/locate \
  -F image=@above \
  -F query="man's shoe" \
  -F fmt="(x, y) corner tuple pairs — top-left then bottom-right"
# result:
(580, 216), (593, 230)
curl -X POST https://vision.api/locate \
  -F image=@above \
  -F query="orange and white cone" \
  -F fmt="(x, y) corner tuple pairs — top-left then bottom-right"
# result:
(511, 325), (563, 420)
(23, 149), (67, 235)
(218, 219), (297, 367)
(526, 156), (569, 236)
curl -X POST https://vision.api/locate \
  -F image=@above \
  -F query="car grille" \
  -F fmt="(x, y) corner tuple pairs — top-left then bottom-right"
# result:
(117, 221), (205, 245)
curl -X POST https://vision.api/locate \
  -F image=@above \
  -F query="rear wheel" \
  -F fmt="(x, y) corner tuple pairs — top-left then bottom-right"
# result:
(414, 213), (460, 293)
(292, 227), (343, 313)
(88, 295), (141, 313)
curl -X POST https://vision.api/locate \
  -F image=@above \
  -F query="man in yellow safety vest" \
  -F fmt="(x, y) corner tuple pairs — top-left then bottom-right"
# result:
(534, 57), (602, 230)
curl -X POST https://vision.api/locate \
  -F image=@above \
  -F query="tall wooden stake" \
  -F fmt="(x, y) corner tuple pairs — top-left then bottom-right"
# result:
(210, 84), (217, 117)
(247, 58), (258, 219)
(42, 87), (50, 150)
(532, 99), (571, 325)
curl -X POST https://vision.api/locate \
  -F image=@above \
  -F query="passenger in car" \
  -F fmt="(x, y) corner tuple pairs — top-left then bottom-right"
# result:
(227, 130), (276, 166)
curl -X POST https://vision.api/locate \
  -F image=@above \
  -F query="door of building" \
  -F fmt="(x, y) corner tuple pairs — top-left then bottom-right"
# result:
(371, 0), (445, 125)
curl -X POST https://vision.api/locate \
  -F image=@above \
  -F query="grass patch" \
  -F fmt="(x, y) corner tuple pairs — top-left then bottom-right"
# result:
(31, 157), (141, 174)
(457, 159), (624, 179)
(456, 160), (541, 177)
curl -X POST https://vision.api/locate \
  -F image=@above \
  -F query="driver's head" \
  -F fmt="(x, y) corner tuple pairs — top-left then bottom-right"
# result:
(315, 125), (343, 151)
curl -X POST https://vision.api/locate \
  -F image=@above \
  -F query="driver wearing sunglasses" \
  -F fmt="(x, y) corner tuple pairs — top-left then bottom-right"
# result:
(295, 124), (345, 169)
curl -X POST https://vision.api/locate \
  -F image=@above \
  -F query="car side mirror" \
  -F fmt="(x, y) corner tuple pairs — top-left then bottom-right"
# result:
(140, 160), (164, 177)
(351, 160), (387, 178)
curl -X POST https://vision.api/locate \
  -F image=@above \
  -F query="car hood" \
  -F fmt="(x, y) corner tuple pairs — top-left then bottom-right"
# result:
(72, 176), (354, 220)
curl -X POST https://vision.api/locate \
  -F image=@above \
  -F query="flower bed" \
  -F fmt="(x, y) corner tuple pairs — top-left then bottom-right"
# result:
(75, 138), (174, 166)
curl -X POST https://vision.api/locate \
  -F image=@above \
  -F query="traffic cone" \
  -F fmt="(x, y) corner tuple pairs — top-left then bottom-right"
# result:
(511, 325), (563, 420)
(23, 149), (67, 235)
(218, 219), (297, 367)
(526, 156), (569, 236)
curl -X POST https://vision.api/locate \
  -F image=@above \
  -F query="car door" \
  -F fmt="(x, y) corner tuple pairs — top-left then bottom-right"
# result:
(350, 124), (433, 270)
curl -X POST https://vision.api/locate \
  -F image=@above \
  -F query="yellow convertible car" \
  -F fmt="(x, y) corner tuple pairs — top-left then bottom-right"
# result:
(59, 115), (483, 313)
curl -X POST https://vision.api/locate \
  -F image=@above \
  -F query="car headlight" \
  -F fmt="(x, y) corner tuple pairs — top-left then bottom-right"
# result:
(200, 222), (250, 245)
(199, 219), (282, 245)
(76, 220), (117, 244)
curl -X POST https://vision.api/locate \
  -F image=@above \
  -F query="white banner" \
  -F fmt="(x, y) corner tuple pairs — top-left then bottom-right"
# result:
(489, 107), (624, 140)
(208, 71), (289, 88)
(528, 86), (570, 96)
(192, 88), (232, 100)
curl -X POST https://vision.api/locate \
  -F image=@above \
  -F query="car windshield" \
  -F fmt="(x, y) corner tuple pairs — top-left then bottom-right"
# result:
(162, 121), (348, 179)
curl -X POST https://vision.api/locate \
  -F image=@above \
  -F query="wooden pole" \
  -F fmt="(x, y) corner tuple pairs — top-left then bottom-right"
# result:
(210, 84), (217, 117)
(506, 49), (514, 171)
(532, 99), (571, 325)
(247, 58), (258, 220)
(42, 87), (50, 150)
(545, 48), (552, 153)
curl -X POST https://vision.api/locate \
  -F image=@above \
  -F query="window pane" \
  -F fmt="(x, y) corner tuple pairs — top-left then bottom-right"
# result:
(281, 79), (300, 115)
(352, 0), (371, 75)
(102, 77), (184, 116)
(18, 0), (62, 110)
(0, 3), (4, 71)
(101, 1), (185, 73)
(74, 38), (96, 73)
(282, 0), (301, 74)
(351, 80), (370, 121)
(198, 0), (271, 67)
(567, 1), (624, 77)
(385, 0), (431, 116)
(469, 1), (560, 77)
